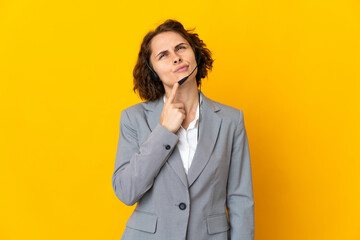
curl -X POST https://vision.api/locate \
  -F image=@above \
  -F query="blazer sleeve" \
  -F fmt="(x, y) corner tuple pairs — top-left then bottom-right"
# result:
(226, 110), (255, 240)
(112, 109), (179, 206)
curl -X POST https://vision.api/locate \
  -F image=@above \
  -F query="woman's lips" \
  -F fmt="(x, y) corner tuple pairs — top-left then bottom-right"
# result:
(175, 65), (188, 72)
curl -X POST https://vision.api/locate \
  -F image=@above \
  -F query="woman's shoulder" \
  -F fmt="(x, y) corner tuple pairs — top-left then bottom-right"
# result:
(205, 97), (244, 123)
(121, 98), (161, 119)
(122, 102), (146, 115)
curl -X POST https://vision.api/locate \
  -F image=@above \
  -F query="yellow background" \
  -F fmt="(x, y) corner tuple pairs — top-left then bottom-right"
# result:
(1, 0), (359, 239)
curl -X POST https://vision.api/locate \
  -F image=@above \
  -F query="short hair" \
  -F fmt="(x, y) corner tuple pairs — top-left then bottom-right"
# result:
(133, 19), (214, 101)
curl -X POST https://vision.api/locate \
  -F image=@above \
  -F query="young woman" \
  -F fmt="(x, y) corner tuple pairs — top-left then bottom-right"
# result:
(112, 19), (254, 240)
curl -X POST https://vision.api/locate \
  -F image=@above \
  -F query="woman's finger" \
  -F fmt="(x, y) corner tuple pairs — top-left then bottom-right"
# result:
(168, 83), (179, 103)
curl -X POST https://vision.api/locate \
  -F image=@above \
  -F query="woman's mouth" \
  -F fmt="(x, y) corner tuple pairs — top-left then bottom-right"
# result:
(174, 65), (188, 72)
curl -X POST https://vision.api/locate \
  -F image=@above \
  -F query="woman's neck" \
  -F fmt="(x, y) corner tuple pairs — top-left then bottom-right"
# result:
(165, 80), (199, 115)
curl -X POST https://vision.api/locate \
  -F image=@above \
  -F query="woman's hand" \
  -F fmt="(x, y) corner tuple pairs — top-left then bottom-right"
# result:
(160, 83), (185, 133)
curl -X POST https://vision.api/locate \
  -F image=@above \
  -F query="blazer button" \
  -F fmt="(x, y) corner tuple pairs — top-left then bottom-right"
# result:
(165, 145), (171, 150)
(179, 202), (186, 210)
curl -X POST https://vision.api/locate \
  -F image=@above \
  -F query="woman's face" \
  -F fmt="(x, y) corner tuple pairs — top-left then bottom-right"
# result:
(149, 31), (197, 88)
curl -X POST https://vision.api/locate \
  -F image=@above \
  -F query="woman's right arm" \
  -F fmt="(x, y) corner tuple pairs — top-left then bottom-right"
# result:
(111, 109), (179, 206)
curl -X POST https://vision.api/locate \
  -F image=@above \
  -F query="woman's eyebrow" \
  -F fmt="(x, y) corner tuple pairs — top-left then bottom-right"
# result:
(155, 43), (187, 58)
(175, 42), (187, 48)
(156, 50), (168, 58)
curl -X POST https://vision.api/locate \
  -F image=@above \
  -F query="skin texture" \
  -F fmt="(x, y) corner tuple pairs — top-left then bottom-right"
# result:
(149, 31), (200, 132)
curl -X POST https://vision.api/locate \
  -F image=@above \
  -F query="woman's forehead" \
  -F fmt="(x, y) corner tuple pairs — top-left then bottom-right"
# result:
(150, 32), (189, 54)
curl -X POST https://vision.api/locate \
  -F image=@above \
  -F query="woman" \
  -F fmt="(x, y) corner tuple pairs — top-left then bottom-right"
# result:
(112, 19), (254, 240)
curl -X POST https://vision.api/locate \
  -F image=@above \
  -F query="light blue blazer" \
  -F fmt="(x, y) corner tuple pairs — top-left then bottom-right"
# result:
(112, 91), (254, 240)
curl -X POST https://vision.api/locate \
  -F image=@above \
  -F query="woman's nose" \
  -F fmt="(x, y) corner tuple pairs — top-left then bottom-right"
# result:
(173, 56), (182, 64)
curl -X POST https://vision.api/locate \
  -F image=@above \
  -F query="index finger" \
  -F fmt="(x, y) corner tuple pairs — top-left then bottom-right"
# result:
(168, 82), (179, 103)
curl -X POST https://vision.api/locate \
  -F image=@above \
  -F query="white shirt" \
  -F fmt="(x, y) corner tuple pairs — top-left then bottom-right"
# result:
(163, 94), (202, 174)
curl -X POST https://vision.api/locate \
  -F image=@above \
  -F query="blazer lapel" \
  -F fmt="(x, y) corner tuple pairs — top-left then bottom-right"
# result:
(144, 98), (163, 132)
(167, 148), (189, 188)
(187, 92), (222, 188)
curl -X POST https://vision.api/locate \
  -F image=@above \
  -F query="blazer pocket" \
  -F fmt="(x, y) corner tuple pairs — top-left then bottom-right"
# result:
(126, 210), (158, 233)
(206, 213), (230, 235)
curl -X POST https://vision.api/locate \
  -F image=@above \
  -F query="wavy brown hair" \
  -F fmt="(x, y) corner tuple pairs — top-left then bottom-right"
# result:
(133, 19), (214, 101)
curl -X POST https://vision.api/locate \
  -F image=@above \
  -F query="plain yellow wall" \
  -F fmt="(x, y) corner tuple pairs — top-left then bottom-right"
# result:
(1, 0), (359, 239)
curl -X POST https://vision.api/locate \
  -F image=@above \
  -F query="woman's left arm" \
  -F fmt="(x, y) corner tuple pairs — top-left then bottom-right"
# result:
(226, 110), (255, 240)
